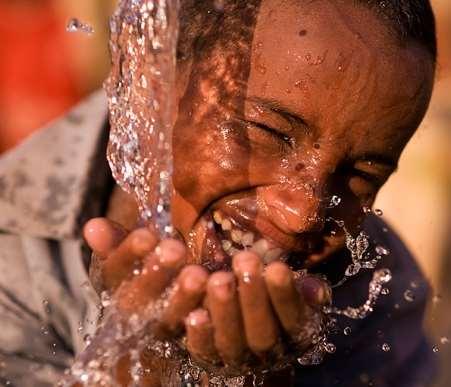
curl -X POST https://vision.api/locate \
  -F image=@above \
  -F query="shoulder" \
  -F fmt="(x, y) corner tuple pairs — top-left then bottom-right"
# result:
(0, 90), (109, 240)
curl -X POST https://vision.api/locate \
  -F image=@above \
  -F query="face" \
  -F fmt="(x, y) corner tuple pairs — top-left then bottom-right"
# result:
(170, 0), (434, 269)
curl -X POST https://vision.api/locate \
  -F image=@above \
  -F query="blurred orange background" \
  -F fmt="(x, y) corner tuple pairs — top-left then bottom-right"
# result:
(0, 0), (449, 385)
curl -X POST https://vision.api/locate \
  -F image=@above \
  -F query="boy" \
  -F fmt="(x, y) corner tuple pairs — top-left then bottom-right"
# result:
(0, 0), (437, 385)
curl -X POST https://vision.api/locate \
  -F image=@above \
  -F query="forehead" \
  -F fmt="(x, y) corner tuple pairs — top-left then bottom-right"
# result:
(246, 0), (434, 152)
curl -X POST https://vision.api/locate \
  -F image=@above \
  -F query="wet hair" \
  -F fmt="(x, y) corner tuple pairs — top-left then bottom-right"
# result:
(364, 0), (437, 60)
(178, 0), (437, 62)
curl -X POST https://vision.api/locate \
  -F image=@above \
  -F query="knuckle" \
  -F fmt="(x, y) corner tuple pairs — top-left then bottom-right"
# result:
(180, 265), (208, 293)
(232, 251), (261, 275)
(265, 261), (291, 287)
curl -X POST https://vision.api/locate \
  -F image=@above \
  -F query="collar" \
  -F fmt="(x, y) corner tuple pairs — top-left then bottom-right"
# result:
(0, 90), (110, 240)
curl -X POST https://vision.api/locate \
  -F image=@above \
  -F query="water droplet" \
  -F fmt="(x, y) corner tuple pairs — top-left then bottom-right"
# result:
(83, 334), (92, 346)
(133, 268), (141, 276)
(343, 327), (352, 336)
(243, 272), (252, 284)
(433, 294), (442, 304)
(100, 291), (111, 308)
(42, 300), (51, 314)
(382, 227), (389, 233)
(345, 262), (362, 277)
(440, 337), (449, 345)
(375, 245), (390, 256)
(374, 209), (383, 216)
(381, 288), (390, 295)
(381, 343), (390, 352)
(66, 18), (94, 35)
(329, 195), (342, 208)
(404, 289), (415, 302)
(325, 343), (336, 353)
(363, 206), (372, 214)
(432, 345), (439, 353)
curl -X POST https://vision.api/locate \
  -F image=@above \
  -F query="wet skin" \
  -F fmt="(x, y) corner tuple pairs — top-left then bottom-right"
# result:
(173, 0), (434, 268)
(82, 0), (434, 385)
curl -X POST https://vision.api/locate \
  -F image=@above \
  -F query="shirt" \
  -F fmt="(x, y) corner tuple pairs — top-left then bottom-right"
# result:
(0, 90), (437, 387)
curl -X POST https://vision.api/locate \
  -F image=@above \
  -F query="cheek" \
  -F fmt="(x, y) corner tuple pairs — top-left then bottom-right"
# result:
(172, 121), (253, 213)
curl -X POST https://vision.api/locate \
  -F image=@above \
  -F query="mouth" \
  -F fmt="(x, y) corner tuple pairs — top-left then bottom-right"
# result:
(187, 198), (335, 271)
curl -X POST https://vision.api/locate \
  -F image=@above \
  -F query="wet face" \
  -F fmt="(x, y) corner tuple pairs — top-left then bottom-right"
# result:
(170, 0), (434, 269)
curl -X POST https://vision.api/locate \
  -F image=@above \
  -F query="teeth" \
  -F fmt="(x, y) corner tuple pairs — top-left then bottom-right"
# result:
(241, 232), (254, 247)
(251, 239), (270, 257)
(263, 248), (283, 264)
(213, 211), (223, 225)
(221, 219), (232, 231)
(221, 240), (232, 252)
(231, 229), (243, 244)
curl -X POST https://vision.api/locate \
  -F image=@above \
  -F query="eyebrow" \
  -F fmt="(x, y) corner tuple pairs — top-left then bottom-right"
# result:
(245, 96), (310, 131)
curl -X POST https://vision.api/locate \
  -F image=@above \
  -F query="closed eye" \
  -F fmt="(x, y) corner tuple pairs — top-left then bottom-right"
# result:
(352, 166), (392, 188)
(250, 121), (294, 148)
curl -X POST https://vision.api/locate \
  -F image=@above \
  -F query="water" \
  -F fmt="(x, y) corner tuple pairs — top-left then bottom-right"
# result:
(325, 268), (392, 320)
(63, 0), (180, 385)
(104, 0), (179, 237)
(381, 343), (390, 352)
(440, 337), (450, 345)
(403, 289), (415, 302)
(67, 1), (399, 382)
(329, 219), (390, 288)
(66, 18), (94, 35)
(328, 195), (342, 208)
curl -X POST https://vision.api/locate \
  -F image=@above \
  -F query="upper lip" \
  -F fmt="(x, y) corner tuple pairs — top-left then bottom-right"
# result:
(213, 199), (324, 254)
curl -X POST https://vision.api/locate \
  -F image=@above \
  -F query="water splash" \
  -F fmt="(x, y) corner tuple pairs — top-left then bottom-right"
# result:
(324, 268), (392, 319)
(104, 0), (179, 237)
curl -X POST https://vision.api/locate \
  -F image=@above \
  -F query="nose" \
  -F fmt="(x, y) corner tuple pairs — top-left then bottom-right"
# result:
(259, 183), (325, 234)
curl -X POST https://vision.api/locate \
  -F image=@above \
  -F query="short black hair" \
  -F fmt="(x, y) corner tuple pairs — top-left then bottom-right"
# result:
(363, 0), (437, 60)
(178, 0), (437, 62)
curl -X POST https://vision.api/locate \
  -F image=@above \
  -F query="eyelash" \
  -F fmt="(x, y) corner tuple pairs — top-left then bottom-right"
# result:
(353, 169), (383, 186)
(251, 121), (294, 151)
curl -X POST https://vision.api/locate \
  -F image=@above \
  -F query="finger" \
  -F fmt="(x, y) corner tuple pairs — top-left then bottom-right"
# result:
(83, 217), (128, 258)
(159, 265), (208, 335)
(232, 251), (278, 355)
(265, 261), (306, 335)
(207, 271), (246, 365)
(185, 309), (218, 364)
(298, 276), (332, 308)
(103, 228), (158, 290)
(117, 239), (187, 313)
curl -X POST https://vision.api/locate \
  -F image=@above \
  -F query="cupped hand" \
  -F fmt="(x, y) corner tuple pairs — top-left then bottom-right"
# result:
(82, 218), (331, 385)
